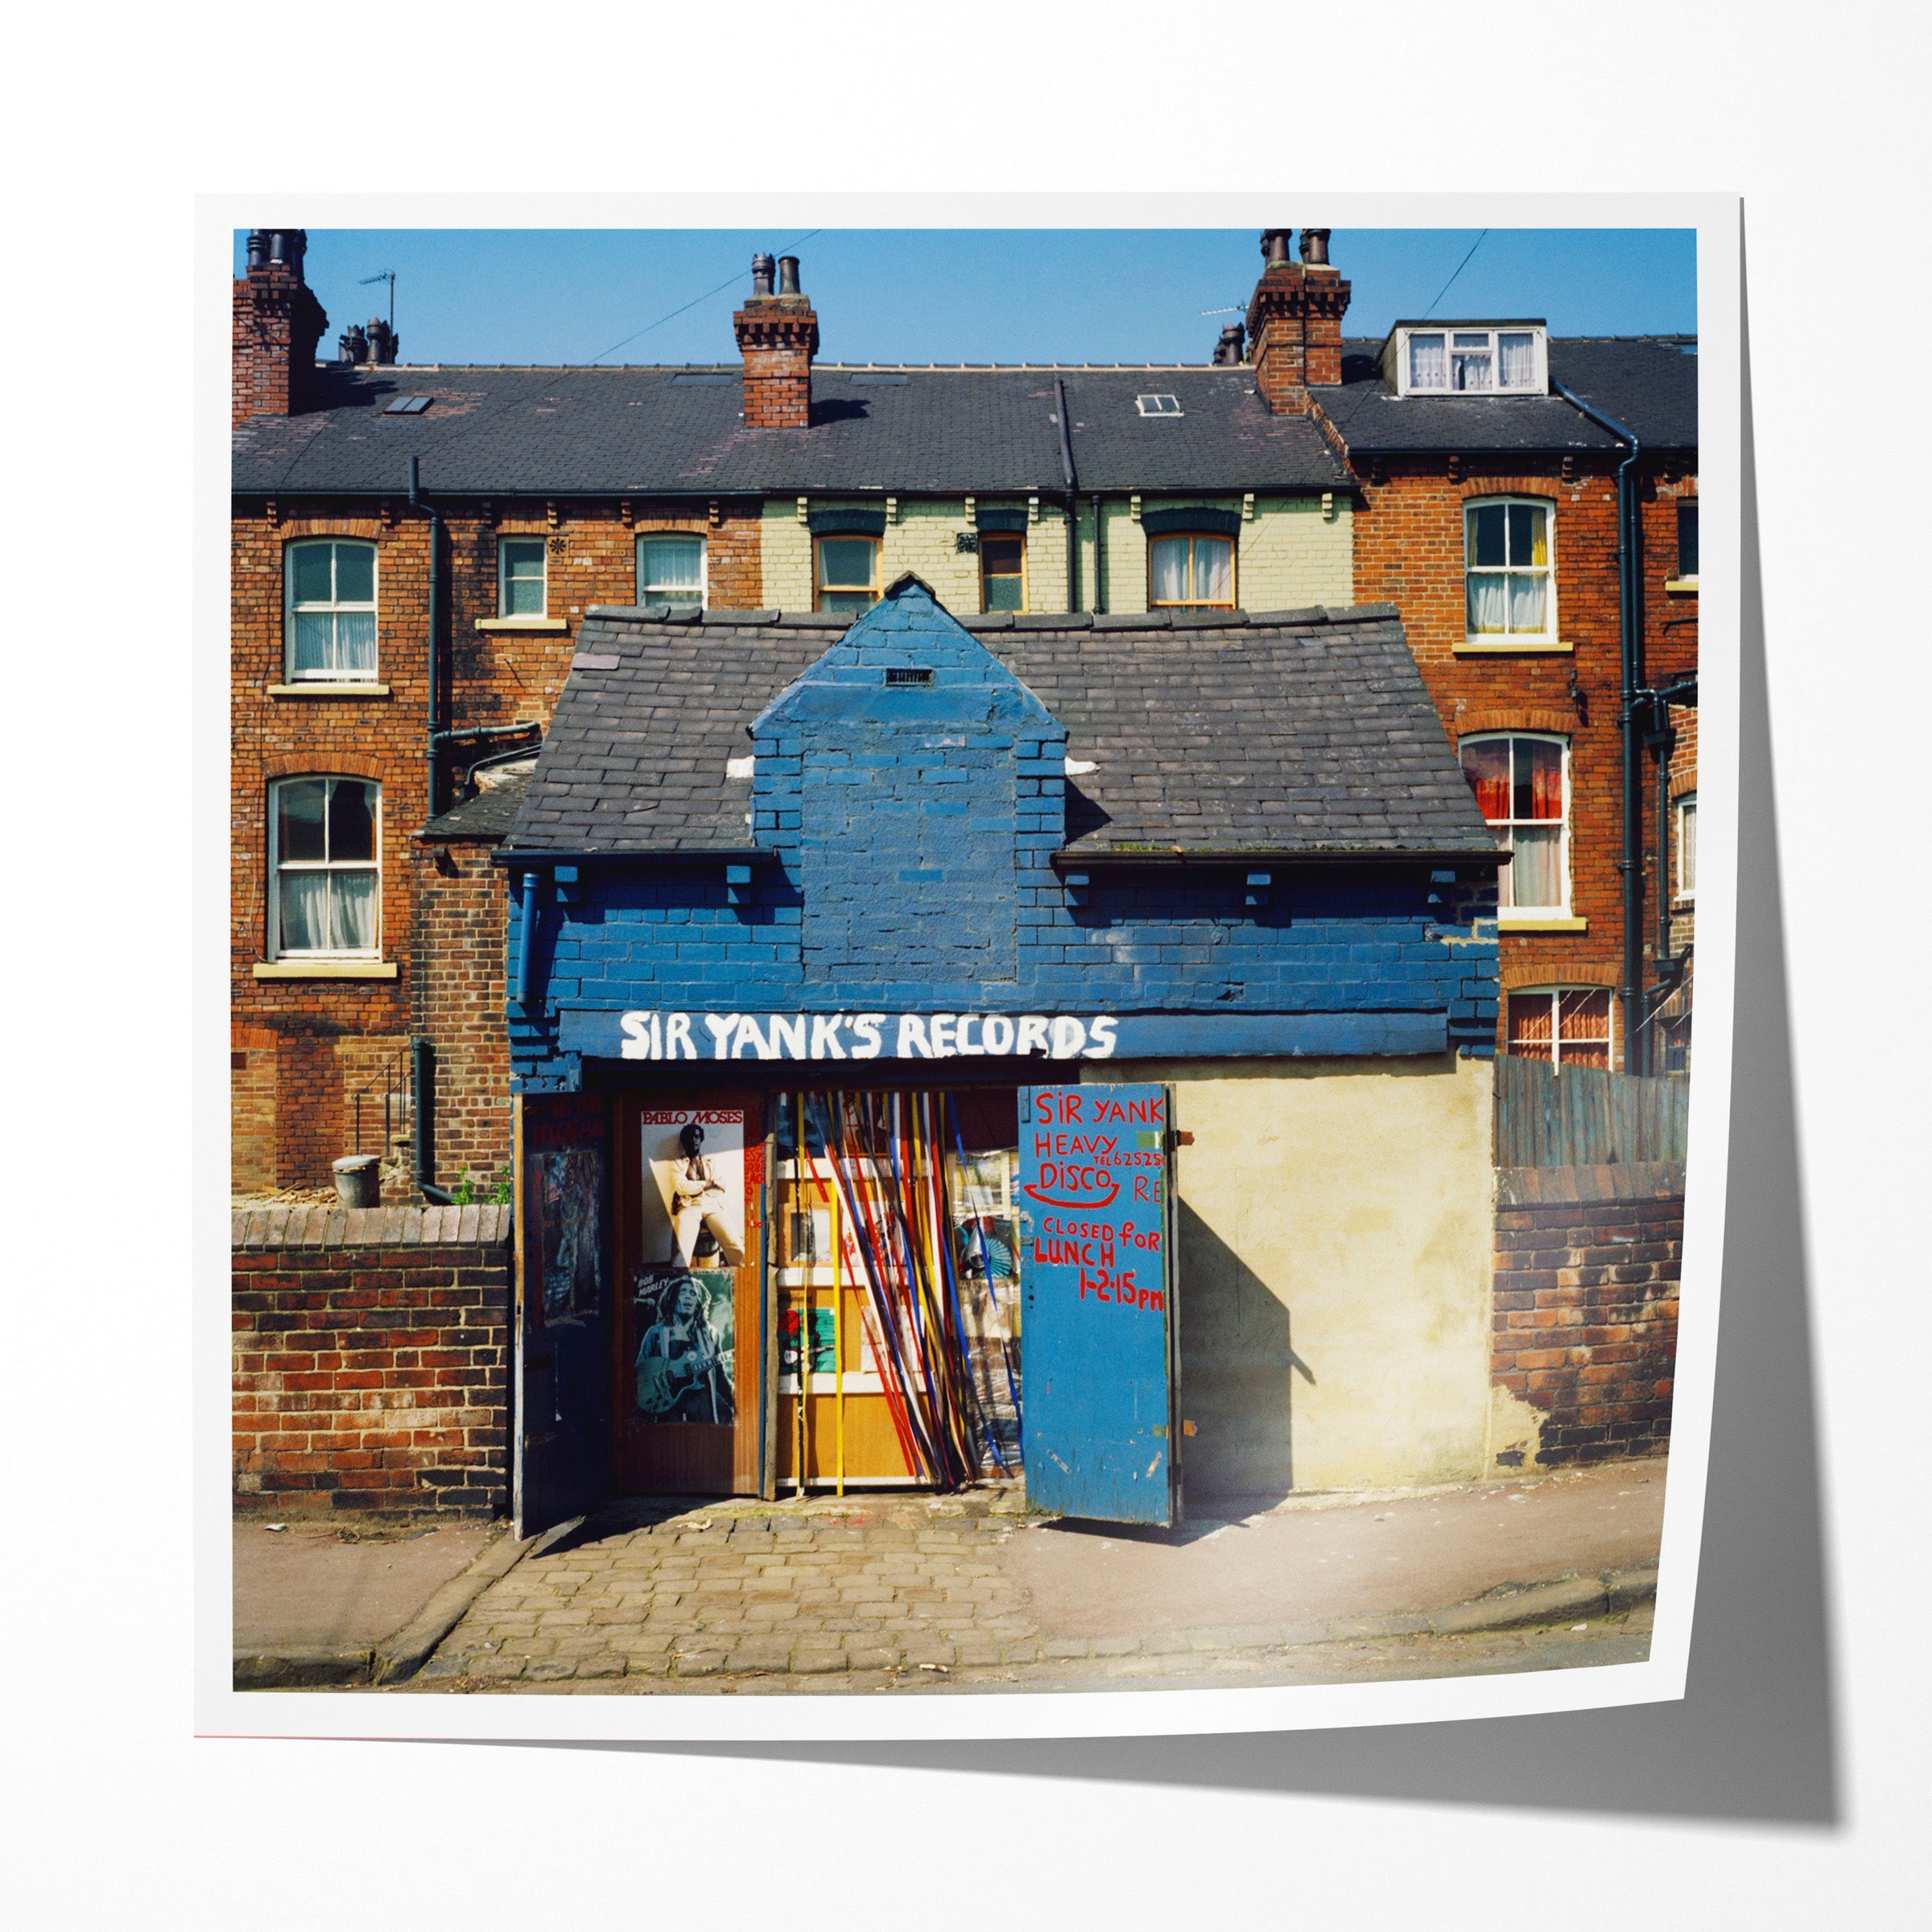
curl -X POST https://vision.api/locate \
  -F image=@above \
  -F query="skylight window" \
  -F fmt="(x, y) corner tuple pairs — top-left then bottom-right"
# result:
(1135, 394), (1183, 416)
(382, 394), (432, 414)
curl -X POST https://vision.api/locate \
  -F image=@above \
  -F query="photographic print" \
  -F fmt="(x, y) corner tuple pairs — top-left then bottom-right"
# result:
(218, 204), (1732, 1743)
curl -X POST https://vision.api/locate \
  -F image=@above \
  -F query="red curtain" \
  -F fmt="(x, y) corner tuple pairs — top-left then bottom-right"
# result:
(1517, 738), (1564, 822)
(1461, 738), (1510, 821)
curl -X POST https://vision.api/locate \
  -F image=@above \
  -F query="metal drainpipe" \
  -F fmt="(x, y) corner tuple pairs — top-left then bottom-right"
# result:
(1089, 492), (1105, 613)
(514, 869), (541, 1009)
(409, 456), (440, 821)
(406, 457), (456, 1205)
(1554, 382), (1643, 1072)
(1055, 376), (1080, 611)
(411, 1036), (453, 1206)
(1652, 718), (1675, 976)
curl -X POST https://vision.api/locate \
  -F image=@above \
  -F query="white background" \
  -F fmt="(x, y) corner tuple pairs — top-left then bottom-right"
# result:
(8, 4), (1925, 1924)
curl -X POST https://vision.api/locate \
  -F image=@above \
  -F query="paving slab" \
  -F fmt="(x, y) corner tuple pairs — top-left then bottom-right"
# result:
(232, 1518), (501, 1651)
(1003, 1458), (1667, 1638)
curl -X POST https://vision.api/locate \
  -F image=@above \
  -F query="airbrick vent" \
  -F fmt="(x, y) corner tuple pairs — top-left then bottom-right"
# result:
(885, 667), (934, 687)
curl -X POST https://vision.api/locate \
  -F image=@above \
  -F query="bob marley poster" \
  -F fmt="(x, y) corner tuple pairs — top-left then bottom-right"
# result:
(634, 1267), (736, 1424)
(638, 1108), (747, 1269)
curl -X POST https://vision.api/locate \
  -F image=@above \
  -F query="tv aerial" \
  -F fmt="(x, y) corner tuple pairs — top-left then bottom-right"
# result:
(358, 270), (396, 329)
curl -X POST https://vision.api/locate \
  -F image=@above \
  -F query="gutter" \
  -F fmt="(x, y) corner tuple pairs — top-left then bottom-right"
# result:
(1553, 379), (1645, 1072)
(1052, 847), (1509, 872)
(488, 846), (778, 869)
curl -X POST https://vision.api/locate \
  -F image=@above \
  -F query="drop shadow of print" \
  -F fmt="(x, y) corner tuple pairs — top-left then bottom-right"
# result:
(495, 227), (1840, 1825)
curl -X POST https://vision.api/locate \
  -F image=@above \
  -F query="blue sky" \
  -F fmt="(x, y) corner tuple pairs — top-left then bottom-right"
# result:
(236, 228), (1695, 369)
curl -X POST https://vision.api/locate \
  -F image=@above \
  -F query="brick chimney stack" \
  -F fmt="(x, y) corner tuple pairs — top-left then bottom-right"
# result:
(233, 229), (329, 429)
(1245, 227), (1351, 415)
(733, 252), (819, 430)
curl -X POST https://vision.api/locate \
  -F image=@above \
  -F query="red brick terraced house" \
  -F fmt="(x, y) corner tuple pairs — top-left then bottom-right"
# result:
(1287, 270), (1699, 1074)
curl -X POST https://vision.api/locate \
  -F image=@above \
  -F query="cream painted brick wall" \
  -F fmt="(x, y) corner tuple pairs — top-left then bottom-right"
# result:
(1240, 496), (1354, 609)
(881, 502), (983, 614)
(762, 497), (1071, 617)
(760, 501), (815, 612)
(1090, 497), (1353, 615)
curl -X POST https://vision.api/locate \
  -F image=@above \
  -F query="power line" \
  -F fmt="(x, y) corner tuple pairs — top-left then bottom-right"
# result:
(589, 230), (823, 364)
(1420, 231), (1488, 320)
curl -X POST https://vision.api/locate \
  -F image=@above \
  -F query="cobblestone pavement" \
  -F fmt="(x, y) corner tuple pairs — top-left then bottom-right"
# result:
(408, 1604), (1654, 1695)
(400, 1489), (1653, 1694)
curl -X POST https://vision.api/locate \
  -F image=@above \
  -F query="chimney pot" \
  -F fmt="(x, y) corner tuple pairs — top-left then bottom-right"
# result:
(751, 252), (775, 297)
(339, 323), (369, 365)
(776, 254), (802, 297)
(1246, 230), (1348, 409)
(233, 226), (327, 426)
(1214, 323), (1245, 365)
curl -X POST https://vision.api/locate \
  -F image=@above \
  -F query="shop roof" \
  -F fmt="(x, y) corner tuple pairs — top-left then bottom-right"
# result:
(502, 588), (1497, 865)
(1321, 335), (1697, 457)
(419, 770), (530, 841)
(229, 364), (1352, 497)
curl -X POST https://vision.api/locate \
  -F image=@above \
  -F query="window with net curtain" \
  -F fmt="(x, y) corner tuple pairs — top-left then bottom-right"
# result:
(271, 777), (380, 957)
(1405, 328), (1539, 394)
(638, 533), (705, 609)
(1460, 733), (1567, 911)
(815, 537), (880, 615)
(1507, 989), (1612, 1069)
(1465, 499), (1553, 638)
(286, 540), (376, 680)
(1149, 533), (1234, 608)
(499, 538), (547, 617)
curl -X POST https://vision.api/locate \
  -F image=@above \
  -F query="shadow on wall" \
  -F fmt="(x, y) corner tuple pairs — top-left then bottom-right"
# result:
(1175, 1197), (1315, 1509)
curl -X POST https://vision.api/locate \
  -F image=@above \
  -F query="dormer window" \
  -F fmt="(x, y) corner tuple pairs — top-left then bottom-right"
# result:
(1391, 324), (1546, 397)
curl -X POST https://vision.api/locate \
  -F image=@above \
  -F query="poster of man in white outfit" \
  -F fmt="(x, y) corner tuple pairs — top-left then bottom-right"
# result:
(639, 1108), (747, 1269)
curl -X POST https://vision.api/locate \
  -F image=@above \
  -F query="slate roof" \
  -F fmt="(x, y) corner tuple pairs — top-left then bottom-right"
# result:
(503, 595), (1499, 865)
(419, 770), (530, 841)
(1321, 335), (1697, 457)
(230, 364), (1351, 497)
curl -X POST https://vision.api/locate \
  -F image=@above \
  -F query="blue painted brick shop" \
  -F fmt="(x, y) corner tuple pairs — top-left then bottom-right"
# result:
(501, 576), (1503, 1533)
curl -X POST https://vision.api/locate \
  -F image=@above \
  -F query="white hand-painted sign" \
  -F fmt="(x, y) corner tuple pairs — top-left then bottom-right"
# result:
(618, 1010), (1119, 1062)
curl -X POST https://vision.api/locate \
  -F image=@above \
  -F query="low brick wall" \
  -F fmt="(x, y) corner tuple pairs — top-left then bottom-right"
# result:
(1490, 1164), (1682, 1471)
(231, 1204), (514, 1517)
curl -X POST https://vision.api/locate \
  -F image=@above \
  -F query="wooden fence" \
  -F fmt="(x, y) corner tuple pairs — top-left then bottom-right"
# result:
(1494, 1055), (1690, 1168)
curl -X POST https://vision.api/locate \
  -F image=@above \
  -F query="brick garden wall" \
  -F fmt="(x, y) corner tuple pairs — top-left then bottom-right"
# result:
(1489, 1163), (1682, 1469)
(231, 1204), (514, 1516)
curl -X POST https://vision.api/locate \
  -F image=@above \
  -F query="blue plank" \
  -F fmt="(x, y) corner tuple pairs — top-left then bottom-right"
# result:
(1018, 1082), (1175, 1526)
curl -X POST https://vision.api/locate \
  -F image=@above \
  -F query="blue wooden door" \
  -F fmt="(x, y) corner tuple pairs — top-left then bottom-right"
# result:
(1018, 1082), (1179, 1525)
